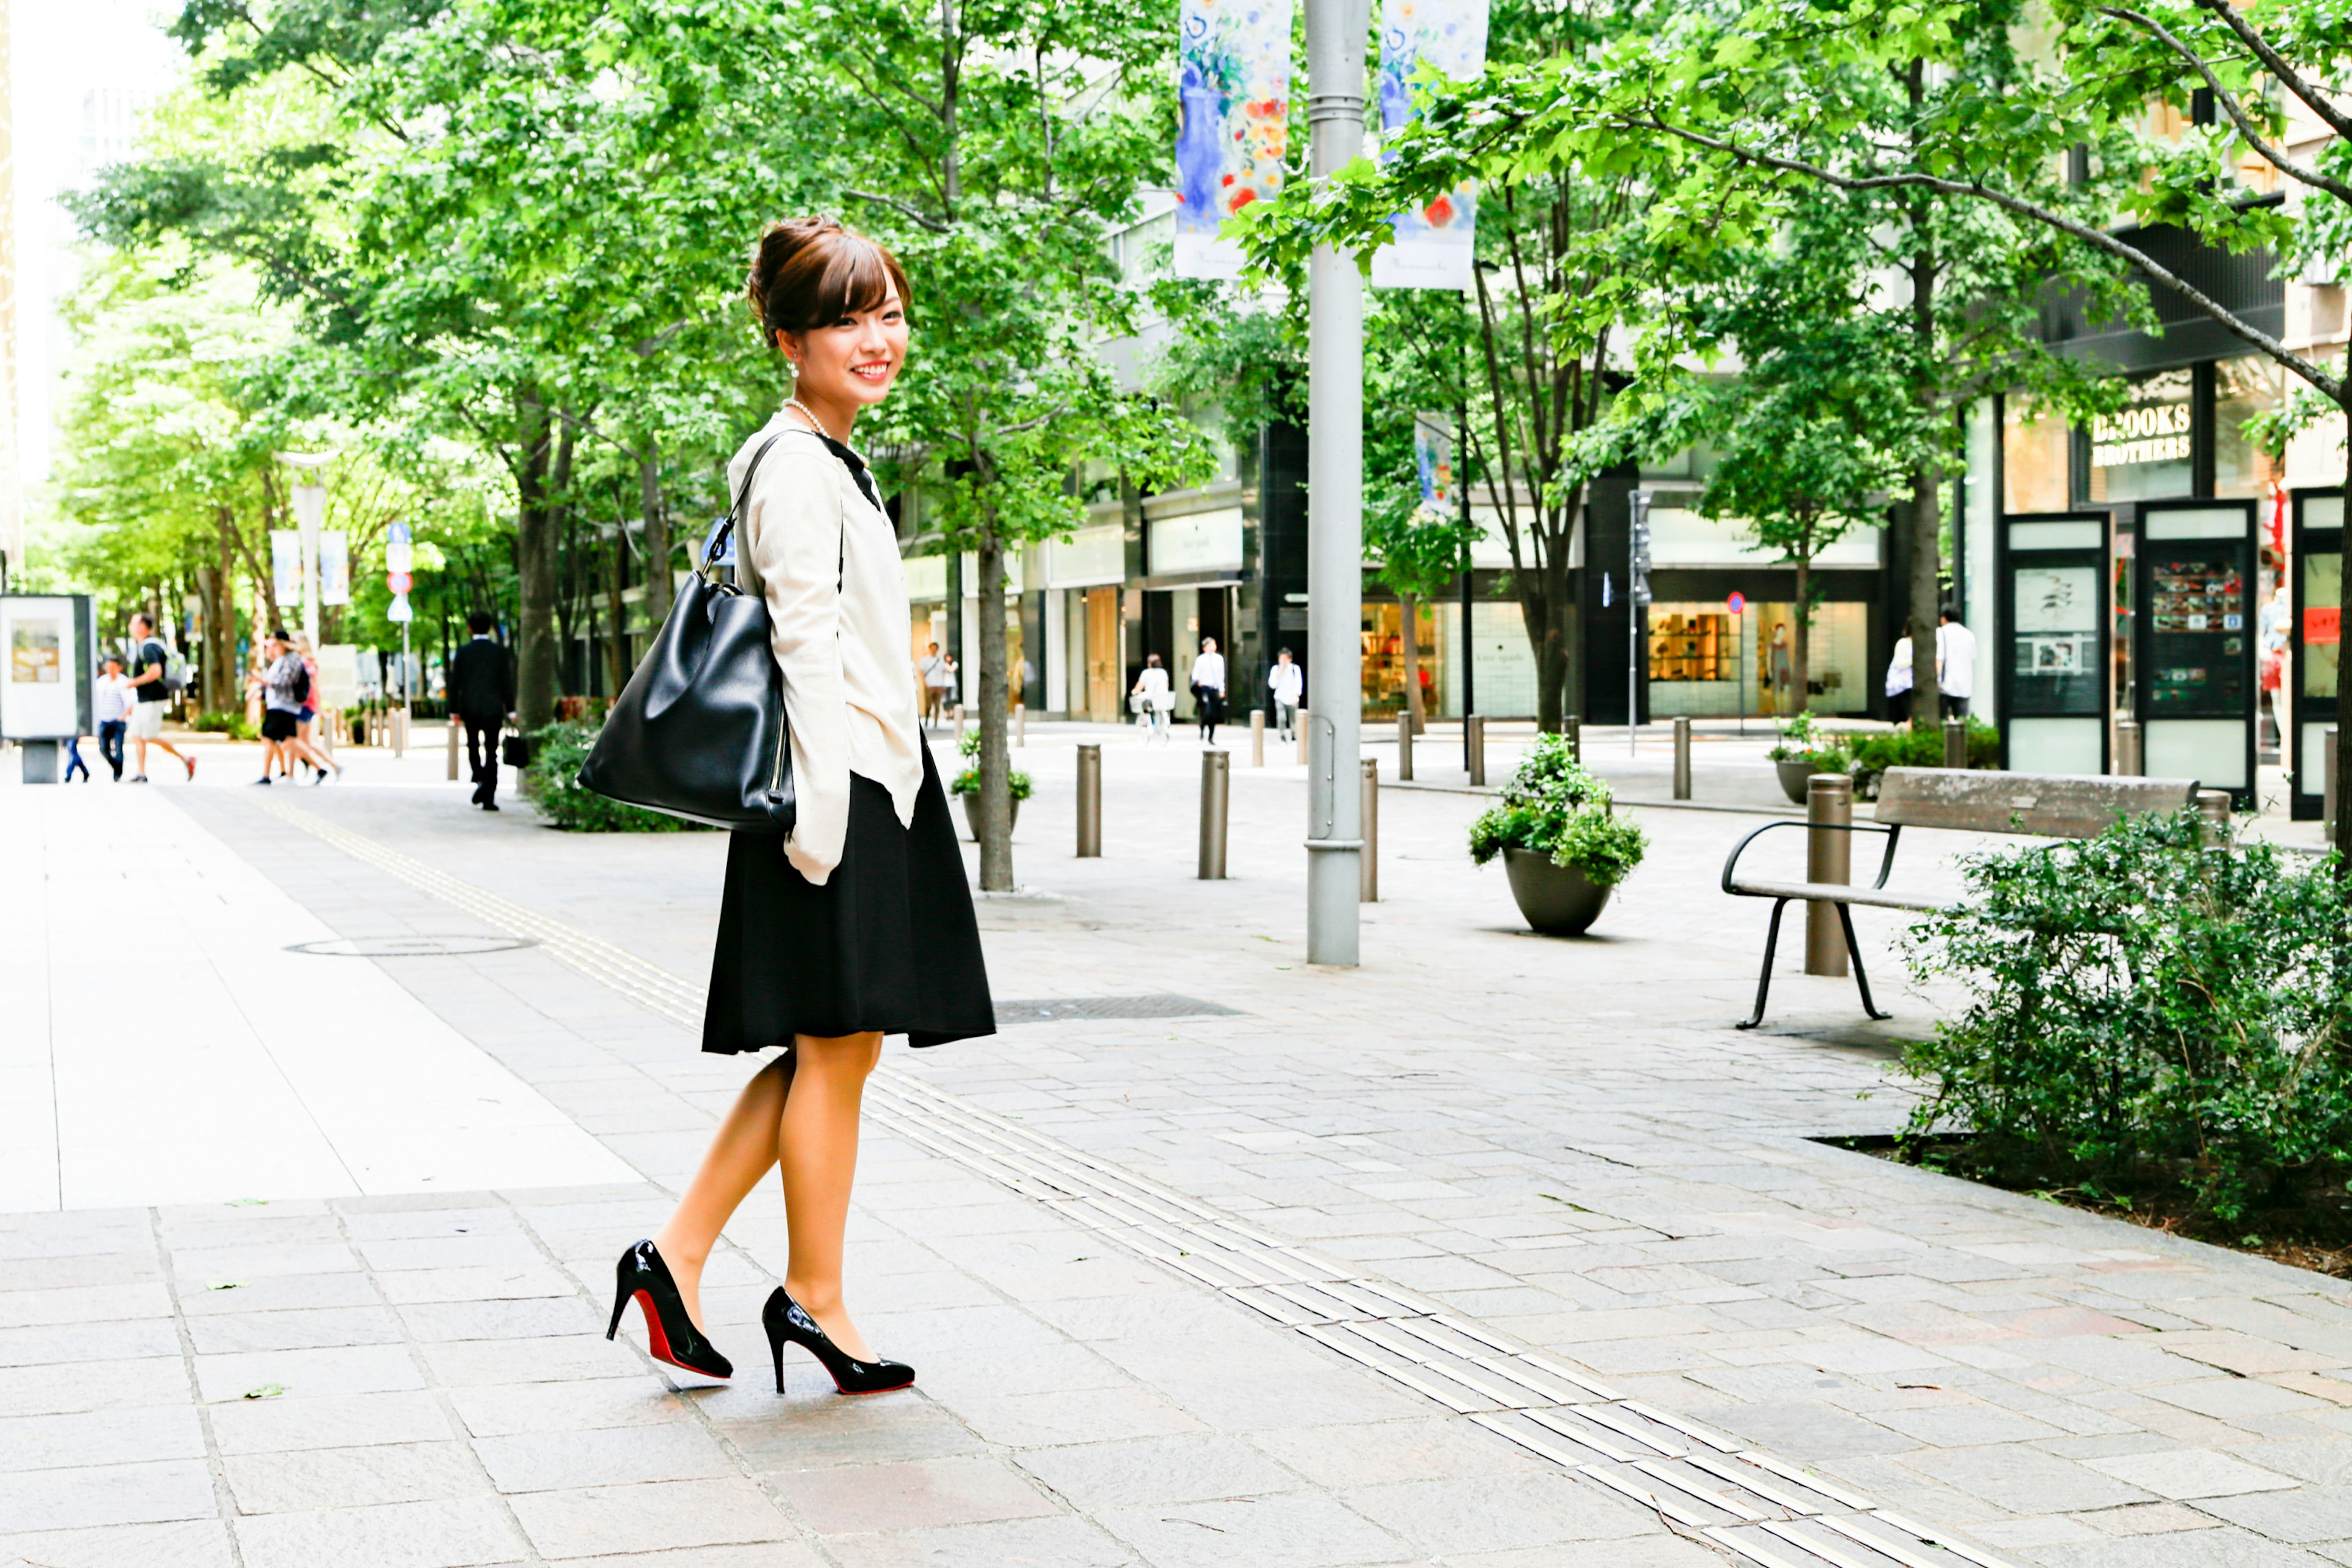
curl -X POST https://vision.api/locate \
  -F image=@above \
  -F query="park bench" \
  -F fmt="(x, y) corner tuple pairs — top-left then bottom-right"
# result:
(1719, 766), (2202, 1030)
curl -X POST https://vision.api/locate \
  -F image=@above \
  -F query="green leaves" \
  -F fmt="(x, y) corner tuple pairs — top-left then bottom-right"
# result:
(1467, 732), (1648, 886)
(1901, 810), (2352, 1222)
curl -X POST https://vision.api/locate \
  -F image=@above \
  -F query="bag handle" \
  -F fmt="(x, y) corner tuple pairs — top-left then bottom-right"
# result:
(704, 431), (789, 572)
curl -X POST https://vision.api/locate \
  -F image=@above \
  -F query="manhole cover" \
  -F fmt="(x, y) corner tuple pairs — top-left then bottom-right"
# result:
(994, 995), (1242, 1024)
(287, 935), (537, 958)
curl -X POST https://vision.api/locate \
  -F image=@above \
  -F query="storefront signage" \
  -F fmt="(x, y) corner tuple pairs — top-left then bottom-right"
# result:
(2309, 605), (2341, 646)
(2091, 399), (2191, 470)
(1726, 591), (1744, 614)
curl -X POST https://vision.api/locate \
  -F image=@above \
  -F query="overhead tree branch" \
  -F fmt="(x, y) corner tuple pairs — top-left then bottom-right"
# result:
(2098, 5), (2352, 204)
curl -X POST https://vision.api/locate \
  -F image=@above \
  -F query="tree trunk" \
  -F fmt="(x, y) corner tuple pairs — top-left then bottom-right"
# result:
(514, 391), (559, 729)
(1902, 63), (1944, 717)
(974, 521), (1014, 892)
(604, 534), (629, 700)
(1792, 514), (1812, 716)
(208, 507), (238, 713)
(640, 437), (673, 630)
(1398, 592), (1425, 733)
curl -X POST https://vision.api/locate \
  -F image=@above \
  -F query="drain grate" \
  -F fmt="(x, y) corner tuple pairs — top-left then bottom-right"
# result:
(287, 935), (537, 958)
(994, 995), (1242, 1024)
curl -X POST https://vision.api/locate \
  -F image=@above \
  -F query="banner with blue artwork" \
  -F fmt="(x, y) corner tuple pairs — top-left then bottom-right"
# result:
(1370, 0), (1489, 290)
(1174, 0), (1293, 282)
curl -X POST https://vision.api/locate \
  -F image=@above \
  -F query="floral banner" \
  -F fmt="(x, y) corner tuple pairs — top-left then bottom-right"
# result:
(1174, 0), (1292, 282)
(1370, 0), (1488, 290)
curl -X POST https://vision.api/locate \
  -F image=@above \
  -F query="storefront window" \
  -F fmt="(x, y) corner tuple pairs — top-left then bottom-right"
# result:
(2003, 402), (2071, 513)
(1361, 600), (1443, 717)
(2086, 369), (2193, 503)
(1646, 601), (1870, 717)
(2217, 355), (2288, 499)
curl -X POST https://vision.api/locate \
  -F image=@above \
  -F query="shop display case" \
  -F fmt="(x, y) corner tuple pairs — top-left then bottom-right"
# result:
(1998, 514), (2109, 774)
(2136, 500), (2258, 800)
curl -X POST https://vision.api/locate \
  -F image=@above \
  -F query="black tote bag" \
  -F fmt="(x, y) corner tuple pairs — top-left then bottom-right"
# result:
(575, 432), (800, 831)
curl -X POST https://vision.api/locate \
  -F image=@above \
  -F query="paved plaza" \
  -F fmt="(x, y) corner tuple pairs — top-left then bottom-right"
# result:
(7, 722), (2352, 1567)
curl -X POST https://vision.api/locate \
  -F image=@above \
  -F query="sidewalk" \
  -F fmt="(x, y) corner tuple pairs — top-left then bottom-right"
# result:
(10, 733), (2352, 1567)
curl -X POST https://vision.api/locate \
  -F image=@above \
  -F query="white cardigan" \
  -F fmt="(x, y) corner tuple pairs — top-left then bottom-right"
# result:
(727, 415), (924, 885)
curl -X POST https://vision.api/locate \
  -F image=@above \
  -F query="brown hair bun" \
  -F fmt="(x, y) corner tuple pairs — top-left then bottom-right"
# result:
(745, 218), (911, 345)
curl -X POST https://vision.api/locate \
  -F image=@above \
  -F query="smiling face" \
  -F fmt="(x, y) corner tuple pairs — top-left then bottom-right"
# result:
(780, 285), (908, 421)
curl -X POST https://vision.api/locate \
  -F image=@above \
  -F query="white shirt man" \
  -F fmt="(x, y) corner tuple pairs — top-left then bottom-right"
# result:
(1935, 610), (1977, 721)
(1189, 638), (1227, 742)
(1268, 650), (1303, 741)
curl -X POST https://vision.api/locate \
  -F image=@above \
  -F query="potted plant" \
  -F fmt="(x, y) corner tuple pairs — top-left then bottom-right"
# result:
(949, 729), (1031, 840)
(1469, 733), (1648, 935)
(1766, 711), (1848, 804)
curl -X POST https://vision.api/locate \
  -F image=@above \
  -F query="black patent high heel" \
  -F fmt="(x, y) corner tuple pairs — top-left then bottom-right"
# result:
(763, 1286), (913, 1395)
(608, 1240), (732, 1380)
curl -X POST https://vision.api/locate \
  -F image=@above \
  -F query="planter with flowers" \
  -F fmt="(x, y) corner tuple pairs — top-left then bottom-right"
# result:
(949, 729), (1031, 840)
(1469, 734), (1648, 936)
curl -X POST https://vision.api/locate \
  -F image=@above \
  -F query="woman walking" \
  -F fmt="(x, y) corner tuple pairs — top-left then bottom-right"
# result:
(609, 219), (995, 1394)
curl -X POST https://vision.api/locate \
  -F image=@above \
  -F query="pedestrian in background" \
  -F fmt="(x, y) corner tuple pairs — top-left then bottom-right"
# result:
(447, 610), (516, 811)
(1936, 606), (1975, 722)
(251, 629), (339, 785)
(124, 612), (197, 783)
(611, 217), (992, 1400)
(292, 633), (326, 779)
(94, 652), (133, 781)
(1884, 633), (1912, 727)
(1190, 635), (1226, 744)
(1131, 653), (1172, 742)
(1268, 647), (1302, 742)
(917, 641), (951, 729)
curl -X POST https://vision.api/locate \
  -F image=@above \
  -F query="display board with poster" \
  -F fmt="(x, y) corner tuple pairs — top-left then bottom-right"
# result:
(1998, 514), (2109, 775)
(2290, 488), (2346, 820)
(0, 595), (96, 742)
(2136, 502), (2258, 799)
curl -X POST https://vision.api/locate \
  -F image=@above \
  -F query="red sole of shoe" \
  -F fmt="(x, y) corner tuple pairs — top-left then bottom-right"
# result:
(633, 1291), (728, 1380)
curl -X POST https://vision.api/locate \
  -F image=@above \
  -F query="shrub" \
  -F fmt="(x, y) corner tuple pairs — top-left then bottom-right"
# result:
(949, 728), (1033, 800)
(1848, 717), (1999, 796)
(1899, 807), (2352, 1221)
(191, 710), (256, 740)
(523, 720), (714, 832)
(1468, 733), (1648, 887)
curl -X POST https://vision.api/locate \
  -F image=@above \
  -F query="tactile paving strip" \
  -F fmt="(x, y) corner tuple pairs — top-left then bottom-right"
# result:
(252, 797), (2021, 1568)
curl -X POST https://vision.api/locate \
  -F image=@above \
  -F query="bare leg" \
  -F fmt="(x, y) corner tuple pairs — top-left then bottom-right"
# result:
(778, 1030), (883, 1360)
(649, 1054), (794, 1331)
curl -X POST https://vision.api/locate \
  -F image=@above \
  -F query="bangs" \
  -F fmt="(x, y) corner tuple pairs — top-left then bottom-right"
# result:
(811, 238), (906, 325)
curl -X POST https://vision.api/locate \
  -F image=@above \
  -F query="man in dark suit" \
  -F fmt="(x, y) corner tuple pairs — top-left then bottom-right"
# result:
(446, 610), (515, 810)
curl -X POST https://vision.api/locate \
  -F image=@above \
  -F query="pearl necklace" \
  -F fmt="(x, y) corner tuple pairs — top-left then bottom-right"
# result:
(785, 396), (841, 443)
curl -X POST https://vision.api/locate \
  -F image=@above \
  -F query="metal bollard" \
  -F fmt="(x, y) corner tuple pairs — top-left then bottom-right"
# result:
(1672, 715), (1692, 801)
(2195, 788), (2233, 850)
(1360, 756), (1379, 902)
(1251, 707), (1265, 767)
(1198, 748), (1229, 880)
(1396, 710), (1414, 782)
(1564, 714), (1581, 762)
(1076, 743), (1101, 858)
(2116, 717), (2143, 777)
(954, 704), (966, 746)
(1016, 703), (1025, 748)
(1805, 773), (1853, 978)
(393, 708), (407, 760)
(1942, 717), (1967, 769)
(1297, 706), (1310, 767)
(447, 716), (460, 780)
(1465, 714), (1485, 786)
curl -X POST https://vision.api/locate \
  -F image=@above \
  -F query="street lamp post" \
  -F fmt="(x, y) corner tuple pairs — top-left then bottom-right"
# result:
(281, 453), (332, 649)
(1303, 0), (1370, 968)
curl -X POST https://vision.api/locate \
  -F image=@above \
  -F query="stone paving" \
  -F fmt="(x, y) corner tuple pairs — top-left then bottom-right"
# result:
(7, 722), (2352, 1567)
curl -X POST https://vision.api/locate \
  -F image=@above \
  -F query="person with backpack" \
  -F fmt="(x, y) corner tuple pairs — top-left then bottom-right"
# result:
(251, 628), (339, 785)
(124, 612), (197, 782)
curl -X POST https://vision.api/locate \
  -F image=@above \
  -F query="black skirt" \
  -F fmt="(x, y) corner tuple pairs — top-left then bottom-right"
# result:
(703, 744), (995, 1052)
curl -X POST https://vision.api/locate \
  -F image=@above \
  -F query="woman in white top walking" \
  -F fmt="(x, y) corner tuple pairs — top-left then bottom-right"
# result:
(1190, 636), (1227, 743)
(610, 219), (992, 1403)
